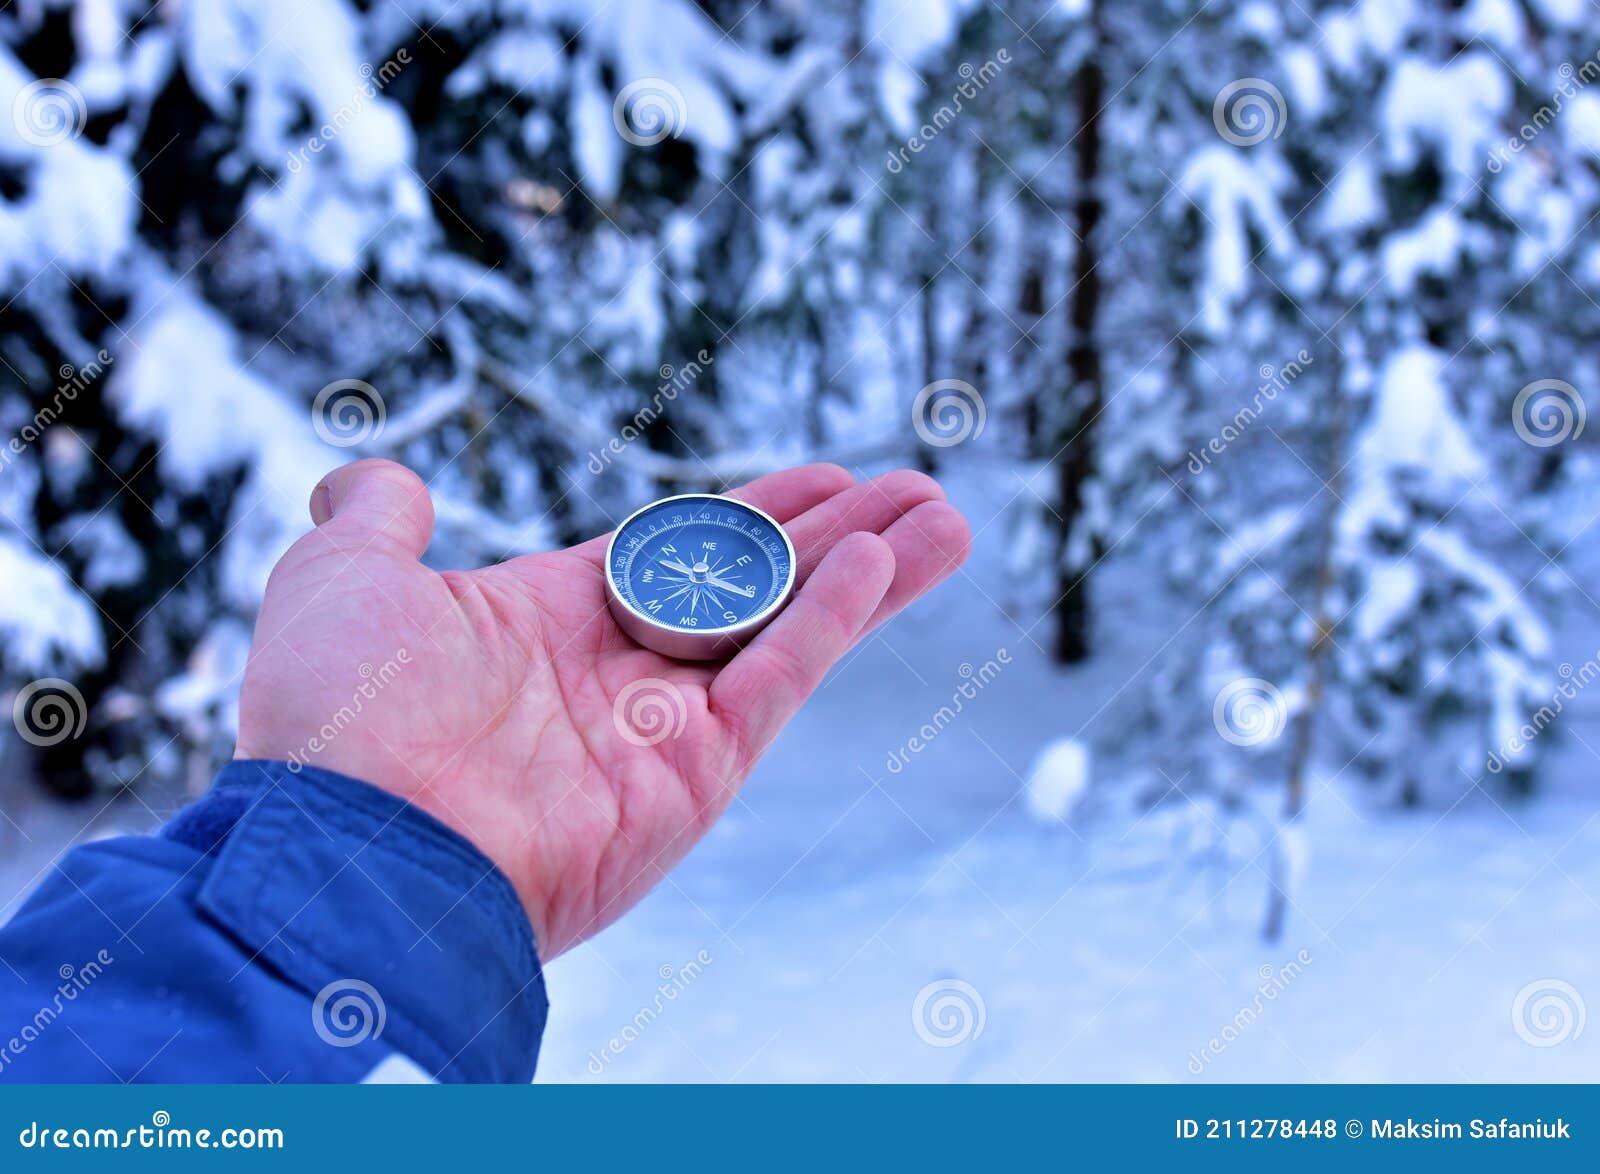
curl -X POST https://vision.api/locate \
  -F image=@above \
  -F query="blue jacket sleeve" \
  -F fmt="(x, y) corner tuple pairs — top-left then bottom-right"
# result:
(0, 761), (548, 1083)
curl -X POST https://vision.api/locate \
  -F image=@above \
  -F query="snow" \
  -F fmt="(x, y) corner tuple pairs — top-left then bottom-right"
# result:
(0, 0), (1596, 1088)
(876, 61), (922, 138)
(110, 285), (338, 605)
(1568, 92), (1600, 157)
(1354, 345), (1485, 485)
(1175, 147), (1290, 334)
(155, 620), (252, 739)
(1320, 158), (1382, 232)
(868, 0), (967, 131)
(186, 0), (405, 174)
(572, 62), (626, 204)
(870, 0), (962, 66)
(1462, 0), (1525, 49)
(1531, 0), (1585, 26)
(447, 30), (565, 99)
(557, 0), (751, 198)
(0, 535), (104, 671)
(1509, 188), (1579, 273)
(1281, 45), (1326, 120)
(1237, 4), (1282, 40)
(1356, 0), (1412, 57)
(72, 0), (123, 62)
(183, 0), (427, 268)
(523, 473), (1600, 1080)
(1023, 737), (1091, 825)
(2, 470), (1591, 1084)
(1380, 208), (1467, 293)
(1322, 0), (1414, 72)
(113, 288), (325, 490)
(1415, 528), (1551, 660)
(0, 49), (137, 283)
(57, 513), (145, 593)
(1353, 559), (1420, 645)
(1382, 55), (1509, 182)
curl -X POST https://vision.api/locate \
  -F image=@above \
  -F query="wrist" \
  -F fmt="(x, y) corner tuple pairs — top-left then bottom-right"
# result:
(230, 743), (550, 953)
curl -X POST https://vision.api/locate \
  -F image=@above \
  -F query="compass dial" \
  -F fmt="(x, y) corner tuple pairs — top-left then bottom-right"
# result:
(605, 494), (796, 660)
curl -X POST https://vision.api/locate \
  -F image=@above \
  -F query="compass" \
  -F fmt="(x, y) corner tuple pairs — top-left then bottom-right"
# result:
(604, 494), (797, 660)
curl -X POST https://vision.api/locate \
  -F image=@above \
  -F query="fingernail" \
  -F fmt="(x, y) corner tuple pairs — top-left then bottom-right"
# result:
(310, 483), (334, 524)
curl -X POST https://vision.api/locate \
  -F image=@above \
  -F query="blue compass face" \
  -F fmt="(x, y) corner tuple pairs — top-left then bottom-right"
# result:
(610, 496), (793, 633)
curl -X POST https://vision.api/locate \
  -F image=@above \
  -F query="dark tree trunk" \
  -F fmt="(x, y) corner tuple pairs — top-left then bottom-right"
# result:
(1052, 3), (1105, 664)
(916, 203), (939, 476)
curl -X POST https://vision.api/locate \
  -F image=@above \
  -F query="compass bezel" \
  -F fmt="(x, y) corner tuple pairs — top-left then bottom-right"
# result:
(603, 493), (797, 660)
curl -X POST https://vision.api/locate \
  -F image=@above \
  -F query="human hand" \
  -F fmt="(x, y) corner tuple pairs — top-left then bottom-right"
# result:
(234, 460), (970, 957)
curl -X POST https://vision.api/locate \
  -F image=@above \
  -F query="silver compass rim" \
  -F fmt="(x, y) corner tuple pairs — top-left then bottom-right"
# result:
(603, 492), (797, 656)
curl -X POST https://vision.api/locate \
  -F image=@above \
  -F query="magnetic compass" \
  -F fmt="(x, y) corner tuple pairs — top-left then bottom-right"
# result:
(605, 494), (797, 660)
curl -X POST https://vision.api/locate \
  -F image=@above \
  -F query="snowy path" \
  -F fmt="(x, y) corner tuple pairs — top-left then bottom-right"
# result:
(538, 603), (1600, 1082)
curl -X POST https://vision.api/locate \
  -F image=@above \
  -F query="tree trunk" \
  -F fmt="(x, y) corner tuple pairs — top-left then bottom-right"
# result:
(1052, 2), (1105, 664)
(1282, 348), (1347, 818)
(916, 202), (939, 476)
(1264, 347), (1346, 940)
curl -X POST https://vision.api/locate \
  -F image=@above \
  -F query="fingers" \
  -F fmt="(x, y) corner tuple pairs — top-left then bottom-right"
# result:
(309, 458), (436, 560)
(864, 499), (972, 632)
(568, 463), (856, 563)
(710, 531), (895, 770)
(724, 462), (856, 519)
(706, 482), (969, 771)
(782, 469), (946, 583)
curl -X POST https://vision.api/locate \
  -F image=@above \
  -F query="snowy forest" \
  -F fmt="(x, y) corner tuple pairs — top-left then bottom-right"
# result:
(3, 0), (1600, 1081)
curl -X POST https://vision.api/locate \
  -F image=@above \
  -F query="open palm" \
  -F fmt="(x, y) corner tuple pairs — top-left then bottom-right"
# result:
(235, 459), (970, 957)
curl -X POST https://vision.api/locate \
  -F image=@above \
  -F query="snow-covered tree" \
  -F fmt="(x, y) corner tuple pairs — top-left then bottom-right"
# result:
(1104, 0), (1600, 938)
(0, 0), (928, 795)
(2, 0), (1594, 832)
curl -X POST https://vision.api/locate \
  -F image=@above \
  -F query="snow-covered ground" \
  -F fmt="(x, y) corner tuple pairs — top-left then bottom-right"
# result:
(539, 471), (1600, 1083)
(3, 470), (1596, 1082)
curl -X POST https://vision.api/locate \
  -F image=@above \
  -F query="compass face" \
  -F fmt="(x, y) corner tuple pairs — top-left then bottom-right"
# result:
(606, 495), (795, 656)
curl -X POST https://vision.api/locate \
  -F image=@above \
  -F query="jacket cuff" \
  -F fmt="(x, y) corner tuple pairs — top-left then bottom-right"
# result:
(165, 760), (547, 1082)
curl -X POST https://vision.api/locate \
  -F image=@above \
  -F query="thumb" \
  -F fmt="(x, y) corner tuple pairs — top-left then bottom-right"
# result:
(309, 458), (436, 559)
